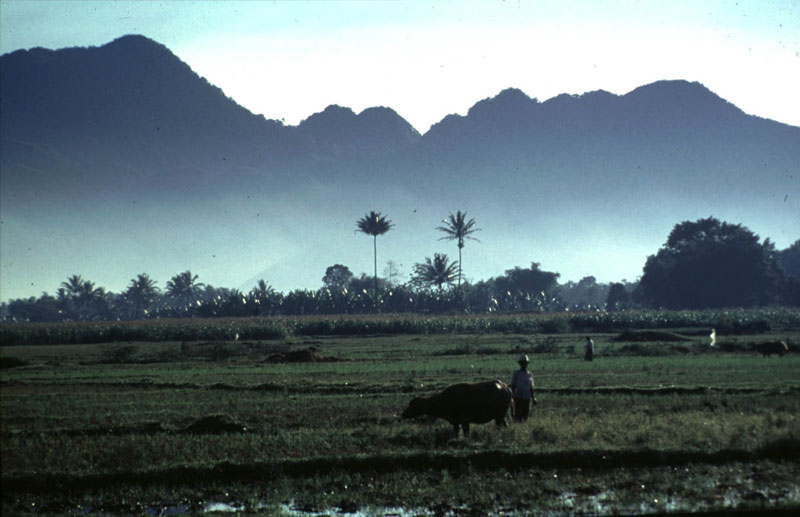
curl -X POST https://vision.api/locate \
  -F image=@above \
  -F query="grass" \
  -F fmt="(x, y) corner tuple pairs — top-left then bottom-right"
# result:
(2, 320), (800, 514)
(3, 307), (799, 345)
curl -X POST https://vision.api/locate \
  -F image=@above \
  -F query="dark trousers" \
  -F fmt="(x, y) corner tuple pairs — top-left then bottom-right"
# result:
(514, 397), (530, 422)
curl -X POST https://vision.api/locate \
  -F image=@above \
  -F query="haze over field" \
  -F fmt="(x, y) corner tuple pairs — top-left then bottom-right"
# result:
(1, 1), (798, 302)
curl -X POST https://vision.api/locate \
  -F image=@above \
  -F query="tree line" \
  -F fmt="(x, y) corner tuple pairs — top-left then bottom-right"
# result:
(2, 215), (798, 322)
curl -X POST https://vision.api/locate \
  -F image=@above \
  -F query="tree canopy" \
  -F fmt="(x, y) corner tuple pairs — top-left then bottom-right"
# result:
(412, 253), (458, 290)
(637, 217), (785, 309)
(322, 264), (354, 289)
(777, 240), (800, 277)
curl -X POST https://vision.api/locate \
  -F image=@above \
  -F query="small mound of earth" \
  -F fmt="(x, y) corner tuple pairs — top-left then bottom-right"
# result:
(264, 347), (343, 363)
(716, 341), (749, 353)
(0, 356), (28, 369)
(183, 415), (246, 434)
(614, 330), (686, 342)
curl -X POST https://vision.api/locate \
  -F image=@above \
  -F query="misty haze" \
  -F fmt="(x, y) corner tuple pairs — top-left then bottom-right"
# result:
(1, 35), (798, 319)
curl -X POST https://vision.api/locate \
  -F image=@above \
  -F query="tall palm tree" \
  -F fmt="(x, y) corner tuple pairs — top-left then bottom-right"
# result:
(166, 270), (205, 310)
(436, 210), (480, 288)
(356, 211), (394, 295)
(413, 253), (459, 290)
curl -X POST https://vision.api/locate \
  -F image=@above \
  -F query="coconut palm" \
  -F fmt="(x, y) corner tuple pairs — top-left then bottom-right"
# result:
(77, 280), (105, 304)
(59, 275), (106, 319)
(249, 279), (276, 299)
(60, 275), (85, 300)
(413, 253), (459, 290)
(124, 273), (160, 318)
(356, 211), (394, 295)
(165, 270), (205, 310)
(436, 210), (480, 288)
(78, 280), (109, 319)
(248, 279), (280, 316)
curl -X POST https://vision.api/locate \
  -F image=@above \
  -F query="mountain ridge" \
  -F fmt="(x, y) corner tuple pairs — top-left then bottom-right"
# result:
(1, 35), (798, 302)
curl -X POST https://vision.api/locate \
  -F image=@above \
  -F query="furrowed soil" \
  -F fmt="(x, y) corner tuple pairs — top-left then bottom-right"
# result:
(2, 326), (799, 515)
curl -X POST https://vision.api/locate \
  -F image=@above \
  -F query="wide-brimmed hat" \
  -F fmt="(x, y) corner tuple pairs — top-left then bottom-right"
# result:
(518, 354), (529, 364)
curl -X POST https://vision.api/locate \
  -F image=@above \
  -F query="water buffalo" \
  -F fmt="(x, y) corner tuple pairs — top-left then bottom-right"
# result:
(401, 380), (514, 436)
(755, 341), (789, 357)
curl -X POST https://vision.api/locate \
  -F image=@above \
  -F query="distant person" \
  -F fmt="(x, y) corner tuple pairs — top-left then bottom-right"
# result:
(584, 336), (594, 361)
(510, 354), (536, 422)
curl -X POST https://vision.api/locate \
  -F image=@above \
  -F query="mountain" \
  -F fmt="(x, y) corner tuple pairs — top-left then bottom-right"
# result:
(1, 35), (300, 197)
(1, 35), (798, 301)
(298, 105), (420, 153)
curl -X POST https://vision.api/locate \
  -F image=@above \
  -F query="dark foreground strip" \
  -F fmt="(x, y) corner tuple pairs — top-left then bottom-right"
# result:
(3, 443), (799, 495)
(4, 380), (800, 397)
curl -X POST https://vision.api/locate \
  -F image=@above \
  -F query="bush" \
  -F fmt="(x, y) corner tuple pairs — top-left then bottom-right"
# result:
(0, 356), (28, 369)
(616, 344), (669, 356)
(101, 345), (139, 363)
(614, 330), (686, 342)
(539, 317), (568, 334)
(532, 336), (559, 354)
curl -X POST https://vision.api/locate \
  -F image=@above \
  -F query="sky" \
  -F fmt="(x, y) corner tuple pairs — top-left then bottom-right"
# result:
(1, 0), (799, 301)
(2, 0), (799, 134)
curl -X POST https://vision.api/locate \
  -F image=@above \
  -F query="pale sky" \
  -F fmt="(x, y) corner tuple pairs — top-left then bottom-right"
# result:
(2, 0), (799, 133)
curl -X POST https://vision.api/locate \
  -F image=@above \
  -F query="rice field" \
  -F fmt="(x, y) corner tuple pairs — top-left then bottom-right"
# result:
(1, 311), (799, 515)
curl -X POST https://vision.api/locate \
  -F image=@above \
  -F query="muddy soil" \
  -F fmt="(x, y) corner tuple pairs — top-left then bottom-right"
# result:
(264, 347), (343, 363)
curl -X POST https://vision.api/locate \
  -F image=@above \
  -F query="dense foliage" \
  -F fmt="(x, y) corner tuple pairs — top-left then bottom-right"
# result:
(2, 217), (797, 323)
(638, 218), (796, 308)
(2, 308), (799, 347)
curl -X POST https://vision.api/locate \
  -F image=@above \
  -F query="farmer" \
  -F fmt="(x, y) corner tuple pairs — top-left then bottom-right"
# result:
(510, 354), (536, 422)
(584, 336), (594, 361)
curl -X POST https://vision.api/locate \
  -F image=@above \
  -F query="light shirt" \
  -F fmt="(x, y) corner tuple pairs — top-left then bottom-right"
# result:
(511, 369), (534, 399)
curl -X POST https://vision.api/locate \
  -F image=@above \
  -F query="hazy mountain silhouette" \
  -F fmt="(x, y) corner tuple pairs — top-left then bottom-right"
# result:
(1, 35), (798, 300)
(1, 35), (303, 198)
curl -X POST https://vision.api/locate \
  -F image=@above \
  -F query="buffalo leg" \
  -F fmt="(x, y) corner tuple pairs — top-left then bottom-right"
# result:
(461, 422), (470, 436)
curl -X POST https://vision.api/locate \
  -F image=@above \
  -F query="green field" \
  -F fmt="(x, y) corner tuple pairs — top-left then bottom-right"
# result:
(2, 313), (799, 515)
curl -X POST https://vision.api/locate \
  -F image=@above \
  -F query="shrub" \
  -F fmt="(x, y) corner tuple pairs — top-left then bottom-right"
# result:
(614, 330), (686, 342)
(532, 336), (559, 354)
(0, 356), (28, 369)
(616, 344), (669, 356)
(539, 317), (568, 334)
(101, 345), (139, 363)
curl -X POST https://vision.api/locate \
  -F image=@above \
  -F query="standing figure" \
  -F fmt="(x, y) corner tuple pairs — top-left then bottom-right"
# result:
(584, 336), (594, 361)
(510, 354), (536, 422)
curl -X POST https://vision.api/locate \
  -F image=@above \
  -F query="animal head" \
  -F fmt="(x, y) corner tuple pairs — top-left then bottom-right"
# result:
(401, 396), (427, 419)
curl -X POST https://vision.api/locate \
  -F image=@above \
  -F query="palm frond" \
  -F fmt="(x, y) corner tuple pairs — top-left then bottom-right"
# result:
(413, 253), (459, 289)
(356, 211), (394, 237)
(436, 210), (481, 246)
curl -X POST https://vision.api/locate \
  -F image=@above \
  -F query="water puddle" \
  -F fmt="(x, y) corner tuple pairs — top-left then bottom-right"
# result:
(202, 502), (243, 513)
(70, 468), (800, 516)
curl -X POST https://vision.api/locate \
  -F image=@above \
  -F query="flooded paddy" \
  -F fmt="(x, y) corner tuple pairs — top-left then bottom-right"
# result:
(50, 460), (800, 515)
